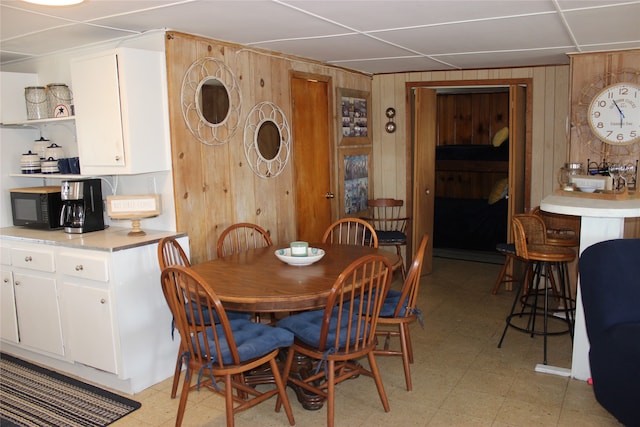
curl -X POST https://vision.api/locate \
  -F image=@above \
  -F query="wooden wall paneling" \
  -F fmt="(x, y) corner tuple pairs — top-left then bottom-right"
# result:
(267, 55), (296, 246)
(472, 93), (492, 145)
(491, 92), (509, 139)
(456, 94), (473, 144)
(166, 33), (209, 263)
(529, 66), (548, 207)
(166, 32), (373, 261)
(393, 72), (409, 206)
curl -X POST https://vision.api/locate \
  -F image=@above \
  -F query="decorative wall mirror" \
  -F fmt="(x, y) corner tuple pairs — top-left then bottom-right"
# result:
(244, 102), (291, 178)
(181, 57), (241, 145)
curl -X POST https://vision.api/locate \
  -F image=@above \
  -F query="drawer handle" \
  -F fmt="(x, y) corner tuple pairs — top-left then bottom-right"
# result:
(24, 256), (32, 262)
(100, 298), (106, 304)
(15, 281), (21, 286)
(75, 265), (84, 271)
(3, 278), (8, 283)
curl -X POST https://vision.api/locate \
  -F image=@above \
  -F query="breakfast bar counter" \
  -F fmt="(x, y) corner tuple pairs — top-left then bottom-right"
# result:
(541, 192), (640, 381)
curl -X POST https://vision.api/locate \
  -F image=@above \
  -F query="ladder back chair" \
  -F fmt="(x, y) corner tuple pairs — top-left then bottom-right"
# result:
(157, 236), (190, 399)
(217, 222), (273, 258)
(160, 265), (295, 427)
(321, 217), (378, 248)
(374, 233), (428, 391)
(216, 223), (274, 323)
(363, 198), (410, 279)
(276, 254), (393, 427)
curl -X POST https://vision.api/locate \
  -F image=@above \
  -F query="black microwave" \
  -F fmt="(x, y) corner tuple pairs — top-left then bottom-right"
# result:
(9, 186), (63, 230)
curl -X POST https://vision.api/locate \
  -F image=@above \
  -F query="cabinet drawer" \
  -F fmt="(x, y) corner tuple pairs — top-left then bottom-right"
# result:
(59, 253), (109, 282)
(11, 247), (55, 272)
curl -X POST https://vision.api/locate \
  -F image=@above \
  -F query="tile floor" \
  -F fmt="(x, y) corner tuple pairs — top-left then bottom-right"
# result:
(112, 257), (622, 427)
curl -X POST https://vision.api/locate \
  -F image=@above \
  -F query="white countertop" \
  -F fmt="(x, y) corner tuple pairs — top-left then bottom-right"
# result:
(541, 193), (640, 218)
(0, 226), (187, 252)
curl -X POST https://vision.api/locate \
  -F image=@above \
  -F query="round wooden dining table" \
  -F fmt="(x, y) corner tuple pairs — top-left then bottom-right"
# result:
(190, 243), (401, 313)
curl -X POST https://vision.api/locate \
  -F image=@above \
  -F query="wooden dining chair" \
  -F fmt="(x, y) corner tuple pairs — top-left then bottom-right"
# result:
(217, 222), (274, 323)
(157, 236), (190, 399)
(160, 265), (295, 427)
(373, 233), (428, 391)
(158, 236), (250, 399)
(321, 217), (378, 248)
(216, 222), (273, 258)
(362, 198), (410, 278)
(276, 254), (393, 427)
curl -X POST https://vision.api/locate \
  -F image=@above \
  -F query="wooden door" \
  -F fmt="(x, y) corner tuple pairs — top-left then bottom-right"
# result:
(291, 75), (333, 242)
(412, 88), (437, 274)
(508, 85), (527, 222)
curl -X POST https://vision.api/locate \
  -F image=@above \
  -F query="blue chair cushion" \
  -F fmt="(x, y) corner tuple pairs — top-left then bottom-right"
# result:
(197, 319), (293, 364)
(187, 301), (251, 325)
(376, 230), (407, 244)
(379, 289), (408, 317)
(277, 307), (366, 349)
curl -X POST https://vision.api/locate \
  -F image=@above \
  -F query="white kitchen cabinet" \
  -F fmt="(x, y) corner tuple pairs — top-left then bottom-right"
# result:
(13, 271), (64, 355)
(59, 250), (117, 373)
(0, 266), (19, 343)
(0, 228), (185, 394)
(9, 244), (64, 356)
(70, 48), (171, 175)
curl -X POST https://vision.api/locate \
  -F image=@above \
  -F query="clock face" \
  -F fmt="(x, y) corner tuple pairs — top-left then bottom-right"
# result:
(587, 82), (640, 145)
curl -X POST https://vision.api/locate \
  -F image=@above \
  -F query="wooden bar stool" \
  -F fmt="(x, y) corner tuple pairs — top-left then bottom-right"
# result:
(498, 214), (576, 365)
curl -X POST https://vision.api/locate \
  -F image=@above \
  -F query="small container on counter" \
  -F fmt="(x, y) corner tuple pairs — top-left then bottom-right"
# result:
(20, 151), (41, 174)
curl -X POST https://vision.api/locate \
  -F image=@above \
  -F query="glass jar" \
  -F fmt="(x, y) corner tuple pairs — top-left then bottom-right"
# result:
(558, 162), (584, 190)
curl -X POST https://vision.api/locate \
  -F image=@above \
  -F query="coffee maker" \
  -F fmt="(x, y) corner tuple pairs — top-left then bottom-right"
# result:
(60, 178), (106, 234)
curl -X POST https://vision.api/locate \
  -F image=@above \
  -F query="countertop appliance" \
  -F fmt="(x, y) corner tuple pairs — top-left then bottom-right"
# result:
(60, 178), (105, 234)
(9, 186), (63, 230)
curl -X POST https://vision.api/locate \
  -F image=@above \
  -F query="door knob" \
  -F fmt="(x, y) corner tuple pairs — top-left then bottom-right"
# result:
(425, 189), (431, 195)
(325, 192), (335, 199)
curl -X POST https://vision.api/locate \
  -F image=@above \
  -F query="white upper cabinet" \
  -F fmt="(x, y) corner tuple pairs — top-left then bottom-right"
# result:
(71, 48), (171, 175)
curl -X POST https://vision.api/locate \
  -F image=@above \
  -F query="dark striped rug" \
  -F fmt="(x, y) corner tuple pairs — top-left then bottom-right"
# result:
(0, 353), (140, 427)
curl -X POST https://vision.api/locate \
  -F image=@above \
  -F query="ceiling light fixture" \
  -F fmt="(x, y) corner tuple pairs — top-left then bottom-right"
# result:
(22, 0), (84, 6)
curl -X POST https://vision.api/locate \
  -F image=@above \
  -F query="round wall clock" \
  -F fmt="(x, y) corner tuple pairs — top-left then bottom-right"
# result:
(587, 82), (640, 145)
(574, 68), (640, 159)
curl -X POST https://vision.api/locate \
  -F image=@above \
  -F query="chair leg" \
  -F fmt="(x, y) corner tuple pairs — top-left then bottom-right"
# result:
(492, 254), (511, 294)
(367, 352), (390, 412)
(224, 373), (234, 427)
(275, 347), (296, 413)
(175, 366), (192, 427)
(396, 245), (407, 281)
(399, 323), (413, 391)
(171, 349), (183, 399)
(327, 359), (336, 427)
(269, 357), (295, 425)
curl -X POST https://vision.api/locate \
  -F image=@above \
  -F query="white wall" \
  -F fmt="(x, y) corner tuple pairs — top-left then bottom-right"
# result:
(0, 31), (177, 231)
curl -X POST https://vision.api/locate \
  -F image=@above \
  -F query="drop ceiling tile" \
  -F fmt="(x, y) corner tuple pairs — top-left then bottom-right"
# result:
(330, 56), (454, 75)
(89, 1), (348, 44)
(286, 0), (555, 31)
(379, 14), (574, 55)
(563, 3), (640, 46)
(253, 33), (413, 63)
(0, 24), (136, 56)
(1, 0), (182, 21)
(0, 4), (72, 40)
(439, 47), (572, 70)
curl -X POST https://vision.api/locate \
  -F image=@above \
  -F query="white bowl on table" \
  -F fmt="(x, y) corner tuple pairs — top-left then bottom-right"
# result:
(578, 186), (597, 193)
(275, 247), (325, 266)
